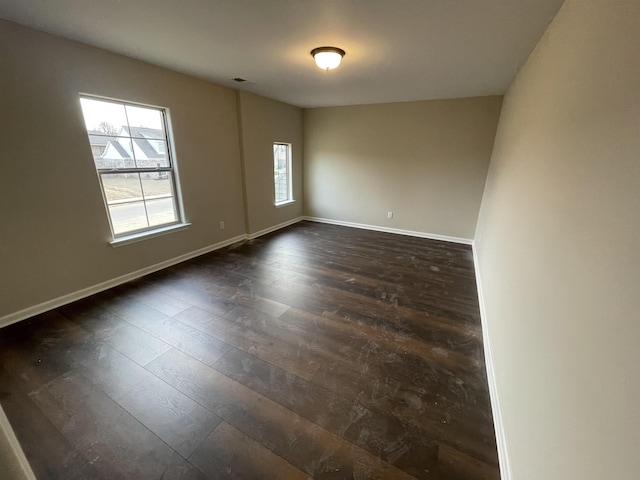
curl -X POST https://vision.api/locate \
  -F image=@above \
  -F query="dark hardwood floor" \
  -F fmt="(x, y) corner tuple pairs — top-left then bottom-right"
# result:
(0, 221), (499, 479)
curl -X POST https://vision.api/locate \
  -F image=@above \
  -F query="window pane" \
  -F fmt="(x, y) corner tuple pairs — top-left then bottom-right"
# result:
(275, 173), (288, 203)
(109, 201), (149, 235)
(131, 137), (169, 169)
(80, 98), (127, 136)
(146, 197), (178, 227)
(125, 105), (165, 132)
(98, 137), (136, 170)
(101, 173), (143, 203)
(140, 171), (173, 198)
(88, 133), (114, 169)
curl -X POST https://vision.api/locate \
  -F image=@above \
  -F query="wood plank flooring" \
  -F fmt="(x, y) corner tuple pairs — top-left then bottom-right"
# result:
(0, 221), (500, 479)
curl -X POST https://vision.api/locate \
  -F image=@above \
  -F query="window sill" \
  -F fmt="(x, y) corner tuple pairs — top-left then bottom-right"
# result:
(110, 223), (191, 247)
(275, 200), (296, 208)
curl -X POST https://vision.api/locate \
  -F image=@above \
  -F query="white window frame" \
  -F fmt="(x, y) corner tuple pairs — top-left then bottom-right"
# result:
(79, 95), (187, 244)
(273, 142), (293, 206)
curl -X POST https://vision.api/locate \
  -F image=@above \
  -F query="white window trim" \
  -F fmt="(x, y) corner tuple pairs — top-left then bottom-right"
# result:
(110, 222), (191, 247)
(275, 199), (296, 208)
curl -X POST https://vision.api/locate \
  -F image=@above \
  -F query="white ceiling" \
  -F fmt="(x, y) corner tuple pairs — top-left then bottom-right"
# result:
(0, 0), (564, 108)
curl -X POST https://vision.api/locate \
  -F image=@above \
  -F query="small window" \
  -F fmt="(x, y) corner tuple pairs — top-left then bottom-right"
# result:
(273, 143), (293, 205)
(79, 96), (183, 238)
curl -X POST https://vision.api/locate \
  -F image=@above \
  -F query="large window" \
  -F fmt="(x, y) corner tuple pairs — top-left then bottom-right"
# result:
(273, 142), (292, 205)
(79, 96), (183, 239)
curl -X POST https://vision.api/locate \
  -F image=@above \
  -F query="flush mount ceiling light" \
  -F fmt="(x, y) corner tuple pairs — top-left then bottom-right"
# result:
(310, 46), (345, 70)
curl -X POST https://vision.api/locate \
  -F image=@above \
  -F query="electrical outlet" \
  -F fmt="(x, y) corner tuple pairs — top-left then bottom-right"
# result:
(387, 211), (393, 219)
(219, 221), (225, 229)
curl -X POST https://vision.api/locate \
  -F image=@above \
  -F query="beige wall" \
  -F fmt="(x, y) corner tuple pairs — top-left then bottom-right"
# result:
(238, 91), (304, 234)
(304, 97), (502, 240)
(475, 1), (640, 479)
(0, 20), (246, 320)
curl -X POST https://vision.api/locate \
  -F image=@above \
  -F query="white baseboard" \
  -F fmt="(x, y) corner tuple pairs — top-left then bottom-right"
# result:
(0, 234), (247, 329)
(303, 216), (473, 245)
(1, 215), (311, 329)
(0, 404), (36, 480)
(247, 216), (304, 240)
(472, 244), (512, 480)
(1, 215), (470, 327)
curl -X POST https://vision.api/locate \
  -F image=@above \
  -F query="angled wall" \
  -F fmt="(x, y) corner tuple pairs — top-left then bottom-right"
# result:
(475, 1), (640, 478)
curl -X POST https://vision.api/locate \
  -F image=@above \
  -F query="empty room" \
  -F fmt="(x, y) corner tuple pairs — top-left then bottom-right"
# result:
(0, 1), (638, 479)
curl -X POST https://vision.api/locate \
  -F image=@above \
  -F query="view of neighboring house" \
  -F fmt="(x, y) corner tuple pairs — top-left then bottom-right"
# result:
(90, 126), (168, 170)
(87, 130), (115, 157)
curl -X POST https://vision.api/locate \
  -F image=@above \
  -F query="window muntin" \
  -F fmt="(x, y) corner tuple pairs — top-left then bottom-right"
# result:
(273, 142), (292, 205)
(79, 96), (182, 238)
